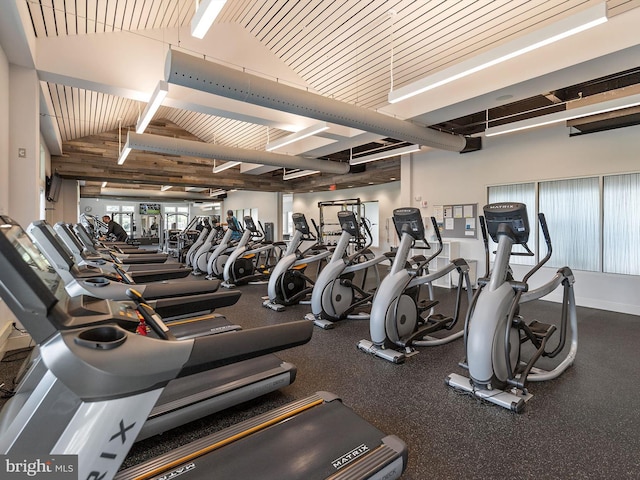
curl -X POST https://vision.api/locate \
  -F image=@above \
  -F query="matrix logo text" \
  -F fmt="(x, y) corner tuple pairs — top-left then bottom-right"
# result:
(1, 456), (77, 480)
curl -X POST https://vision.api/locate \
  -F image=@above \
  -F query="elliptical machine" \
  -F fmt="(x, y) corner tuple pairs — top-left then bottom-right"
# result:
(305, 210), (389, 329)
(191, 224), (223, 275)
(446, 202), (578, 412)
(263, 212), (331, 312)
(358, 207), (473, 363)
(222, 216), (284, 288)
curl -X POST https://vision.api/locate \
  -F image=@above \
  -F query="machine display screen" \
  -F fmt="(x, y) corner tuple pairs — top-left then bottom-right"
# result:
(244, 216), (256, 231)
(337, 211), (359, 236)
(1, 223), (65, 297)
(292, 213), (309, 234)
(392, 208), (425, 240)
(483, 202), (530, 244)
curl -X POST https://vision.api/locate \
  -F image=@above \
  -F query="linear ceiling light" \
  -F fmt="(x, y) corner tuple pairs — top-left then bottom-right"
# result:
(209, 188), (226, 197)
(136, 80), (168, 134)
(212, 161), (241, 173)
(191, 0), (227, 39)
(101, 182), (107, 188)
(282, 169), (320, 180)
(117, 140), (131, 165)
(160, 185), (173, 191)
(388, 3), (607, 104)
(485, 92), (640, 137)
(266, 122), (329, 151)
(350, 144), (421, 166)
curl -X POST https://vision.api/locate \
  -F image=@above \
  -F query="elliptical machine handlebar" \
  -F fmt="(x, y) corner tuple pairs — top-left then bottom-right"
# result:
(345, 215), (374, 266)
(523, 213), (553, 283)
(414, 217), (442, 272)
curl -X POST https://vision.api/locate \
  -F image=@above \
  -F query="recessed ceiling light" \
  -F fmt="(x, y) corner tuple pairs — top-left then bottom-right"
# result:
(390, 177), (396, 181)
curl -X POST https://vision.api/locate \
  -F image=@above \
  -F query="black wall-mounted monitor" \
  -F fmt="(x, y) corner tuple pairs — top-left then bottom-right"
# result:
(45, 172), (63, 202)
(140, 203), (161, 215)
(392, 207), (425, 241)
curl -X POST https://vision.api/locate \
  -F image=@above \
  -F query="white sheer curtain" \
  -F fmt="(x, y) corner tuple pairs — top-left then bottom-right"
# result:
(539, 177), (599, 271)
(604, 173), (640, 275)
(487, 183), (536, 265)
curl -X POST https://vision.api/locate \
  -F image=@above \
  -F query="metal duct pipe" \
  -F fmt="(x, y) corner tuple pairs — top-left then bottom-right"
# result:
(125, 132), (350, 174)
(165, 49), (467, 153)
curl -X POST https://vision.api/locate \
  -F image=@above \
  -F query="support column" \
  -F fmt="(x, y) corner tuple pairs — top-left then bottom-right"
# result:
(0, 46), (8, 215)
(400, 152), (413, 207)
(9, 64), (40, 226)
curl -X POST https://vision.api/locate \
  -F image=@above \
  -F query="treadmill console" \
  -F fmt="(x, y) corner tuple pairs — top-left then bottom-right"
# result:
(483, 202), (530, 244)
(337, 211), (359, 236)
(0, 216), (139, 343)
(292, 213), (310, 235)
(392, 208), (425, 241)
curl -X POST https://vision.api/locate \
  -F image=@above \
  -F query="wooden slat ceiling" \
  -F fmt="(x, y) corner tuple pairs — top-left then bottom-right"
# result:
(26, 0), (640, 198)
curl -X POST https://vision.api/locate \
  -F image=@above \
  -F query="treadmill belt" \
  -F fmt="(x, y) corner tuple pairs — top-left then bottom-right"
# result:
(122, 398), (390, 480)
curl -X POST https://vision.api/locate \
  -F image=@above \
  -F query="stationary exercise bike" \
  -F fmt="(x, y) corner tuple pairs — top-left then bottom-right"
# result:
(358, 207), (473, 363)
(305, 210), (389, 329)
(263, 212), (330, 311)
(446, 202), (578, 412)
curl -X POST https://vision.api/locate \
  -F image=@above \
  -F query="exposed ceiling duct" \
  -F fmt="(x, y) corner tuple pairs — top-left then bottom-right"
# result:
(165, 49), (469, 153)
(124, 132), (350, 174)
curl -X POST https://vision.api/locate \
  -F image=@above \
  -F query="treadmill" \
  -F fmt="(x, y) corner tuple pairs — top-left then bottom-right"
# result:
(0, 216), (301, 443)
(27, 220), (244, 338)
(55, 222), (191, 283)
(0, 215), (408, 480)
(74, 223), (169, 264)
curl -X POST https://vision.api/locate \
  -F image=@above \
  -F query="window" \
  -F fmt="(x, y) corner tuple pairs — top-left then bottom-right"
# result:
(363, 201), (379, 248)
(282, 193), (293, 238)
(539, 177), (599, 271)
(603, 173), (640, 275)
(489, 173), (639, 275)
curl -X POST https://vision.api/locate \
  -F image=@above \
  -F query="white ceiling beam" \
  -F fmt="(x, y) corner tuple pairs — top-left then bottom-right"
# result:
(381, 6), (640, 121)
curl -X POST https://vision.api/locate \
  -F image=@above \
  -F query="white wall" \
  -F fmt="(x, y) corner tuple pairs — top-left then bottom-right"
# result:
(409, 124), (640, 315)
(223, 190), (280, 233)
(0, 44), (8, 216)
(0, 45), (24, 355)
(8, 64), (40, 227)
(292, 182), (402, 254)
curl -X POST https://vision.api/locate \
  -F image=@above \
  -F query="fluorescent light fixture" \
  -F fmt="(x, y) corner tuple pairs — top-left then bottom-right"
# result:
(160, 185), (173, 191)
(350, 144), (420, 166)
(388, 3), (607, 103)
(191, 0), (227, 39)
(212, 161), (241, 173)
(266, 122), (329, 151)
(117, 141), (131, 165)
(136, 81), (168, 134)
(282, 169), (320, 180)
(485, 92), (640, 137)
(209, 188), (226, 197)
(101, 181), (107, 188)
